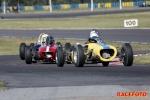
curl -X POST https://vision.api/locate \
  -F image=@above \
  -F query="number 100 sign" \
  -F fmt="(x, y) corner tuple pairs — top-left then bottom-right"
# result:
(124, 19), (138, 27)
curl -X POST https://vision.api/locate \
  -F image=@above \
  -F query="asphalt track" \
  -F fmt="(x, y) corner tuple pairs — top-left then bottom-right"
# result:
(0, 55), (150, 89)
(0, 8), (150, 19)
(0, 30), (150, 100)
(0, 29), (150, 42)
(0, 8), (150, 99)
(0, 29), (150, 89)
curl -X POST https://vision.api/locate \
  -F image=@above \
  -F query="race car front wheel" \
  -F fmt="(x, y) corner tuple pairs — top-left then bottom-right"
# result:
(25, 46), (32, 64)
(56, 47), (64, 67)
(56, 42), (62, 47)
(121, 43), (133, 66)
(19, 43), (26, 60)
(73, 45), (85, 67)
(102, 62), (109, 66)
(30, 43), (35, 50)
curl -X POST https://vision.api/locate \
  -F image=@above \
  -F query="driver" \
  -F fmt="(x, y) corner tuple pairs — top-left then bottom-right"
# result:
(46, 35), (55, 46)
(85, 29), (103, 44)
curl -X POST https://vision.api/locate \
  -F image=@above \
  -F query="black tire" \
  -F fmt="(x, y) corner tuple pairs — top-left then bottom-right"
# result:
(121, 43), (133, 66)
(0, 16), (4, 19)
(32, 61), (37, 63)
(56, 47), (64, 67)
(102, 62), (109, 67)
(73, 45), (85, 67)
(65, 42), (72, 52)
(65, 43), (72, 64)
(30, 43), (35, 50)
(56, 42), (62, 47)
(25, 46), (32, 64)
(19, 43), (26, 60)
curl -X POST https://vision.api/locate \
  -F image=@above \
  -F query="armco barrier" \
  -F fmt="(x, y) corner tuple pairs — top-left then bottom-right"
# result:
(88, 3), (98, 8)
(53, 5), (61, 9)
(61, 4), (69, 9)
(122, 2), (134, 7)
(25, 6), (34, 11)
(0, 1), (149, 12)
(43, 6), (49, 10)
(70, 4), (79, 8)
(111, 2), (120, 7)
(105, 3), (111, 8)
(34, 6), (43, 10)
(79, 3), (88, 8)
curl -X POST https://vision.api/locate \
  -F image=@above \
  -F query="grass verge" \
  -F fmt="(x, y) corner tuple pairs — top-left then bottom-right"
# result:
(0, 37), (150, 65)
(0, 12), (150, 28)
(134, 55), (150, 65)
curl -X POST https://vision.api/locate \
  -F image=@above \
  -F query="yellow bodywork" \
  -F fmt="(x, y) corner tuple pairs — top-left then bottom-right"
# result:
(85, 43), (117, 62)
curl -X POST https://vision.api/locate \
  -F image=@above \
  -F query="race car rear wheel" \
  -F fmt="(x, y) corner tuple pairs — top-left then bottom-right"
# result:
(30, 43), (35, 50)
(121, 43), (133, 66)
(56, 42), (62, 47)
(65, 42), (72, 52)
(65, 42), (72, 64)
(73, 45), (85, 67)
(56, 47), (64, 67)
(19, 43), (26, 60)
(25, 46), (32, 64)
(102, 62), (109, 66)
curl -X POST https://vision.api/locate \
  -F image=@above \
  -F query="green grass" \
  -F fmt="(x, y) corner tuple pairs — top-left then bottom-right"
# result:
(0, 37), (150, 65)
(134, 55), (150, 65)
(0, 80), (7, 90)
(0, 37), (150, 55)
(0, 12), (150, 29)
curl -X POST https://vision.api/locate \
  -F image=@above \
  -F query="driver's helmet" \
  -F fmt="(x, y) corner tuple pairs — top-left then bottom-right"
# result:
(89, 29), (101, 43)
(46, 35), (55, 45)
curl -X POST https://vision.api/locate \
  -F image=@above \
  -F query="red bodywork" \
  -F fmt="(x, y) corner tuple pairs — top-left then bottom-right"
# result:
(39, 44), (58, 61)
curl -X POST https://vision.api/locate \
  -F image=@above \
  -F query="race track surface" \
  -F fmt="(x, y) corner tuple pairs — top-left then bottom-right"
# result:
(0, 29), (150, 42)
(0, 55), (150, 88)
(0, 8), (150, 19)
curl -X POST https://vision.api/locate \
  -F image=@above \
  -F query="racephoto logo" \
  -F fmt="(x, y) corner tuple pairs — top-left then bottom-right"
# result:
(117, 92), (148, 98)
(124, 19), (138, 27)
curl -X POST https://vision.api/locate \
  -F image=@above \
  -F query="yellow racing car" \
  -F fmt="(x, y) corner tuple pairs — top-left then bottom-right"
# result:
(55, 29), (133, 67)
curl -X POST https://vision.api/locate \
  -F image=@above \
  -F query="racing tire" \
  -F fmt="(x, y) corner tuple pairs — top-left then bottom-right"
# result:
(73, 45), (85, 67)
(25, 46), (32, 64)
(56, 42), (62, 47)
(56, 47), (64, 67)
(32, 61), (37, 63)
(0, 16), (4, 19)
(19, 43), (26, 60)
(30, 43), (35, 50)
(102, 62), (109, 67)
(65, 42), (72, 52)
(121, 43), (133, 66)
(65, 43), (72, 64)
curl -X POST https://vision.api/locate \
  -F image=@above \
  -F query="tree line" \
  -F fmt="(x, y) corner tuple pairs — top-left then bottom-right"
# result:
(0, 0), (146, 6)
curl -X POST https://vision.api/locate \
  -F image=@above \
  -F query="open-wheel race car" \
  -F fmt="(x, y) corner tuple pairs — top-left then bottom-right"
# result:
(55, 29), (133, 67)
(19, 33), (48, 60)
(25, 35), (62, 64)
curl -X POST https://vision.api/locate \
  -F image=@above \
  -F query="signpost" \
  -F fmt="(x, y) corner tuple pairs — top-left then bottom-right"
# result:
(91, 0), (93, 11)
(119, 0), (122, 9)
(3, 0), (6, 14)
(49, 0), (52, 12)
(124, 19), (138, 27)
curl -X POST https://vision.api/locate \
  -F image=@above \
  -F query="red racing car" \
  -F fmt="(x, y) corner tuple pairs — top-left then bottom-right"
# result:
(25, 35), (62, 64)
